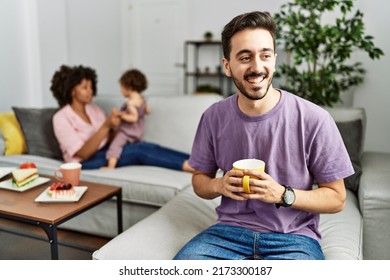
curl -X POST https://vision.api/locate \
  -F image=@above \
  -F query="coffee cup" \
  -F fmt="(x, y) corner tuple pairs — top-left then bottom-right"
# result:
(54, 162), (82, 186)
(232, 159), (265, 193)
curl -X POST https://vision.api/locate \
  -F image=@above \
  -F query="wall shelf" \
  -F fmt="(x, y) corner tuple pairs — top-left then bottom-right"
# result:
(184, 40), (232, 96)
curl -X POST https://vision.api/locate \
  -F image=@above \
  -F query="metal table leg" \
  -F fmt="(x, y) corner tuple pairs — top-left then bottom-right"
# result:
(38, 222), (59, 260)
(116, 190), (123, 234)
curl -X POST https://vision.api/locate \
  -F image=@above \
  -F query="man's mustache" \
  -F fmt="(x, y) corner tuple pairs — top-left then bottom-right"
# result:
(244, 72), (269, 80)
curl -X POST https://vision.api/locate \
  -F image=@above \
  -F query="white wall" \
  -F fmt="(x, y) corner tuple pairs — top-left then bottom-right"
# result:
(35, 0), (122, 107)
(353, 0), (390, 154)
(0, 0), (41, 107)
(185, 0), (285, 40)
(1, 0), (389, 153)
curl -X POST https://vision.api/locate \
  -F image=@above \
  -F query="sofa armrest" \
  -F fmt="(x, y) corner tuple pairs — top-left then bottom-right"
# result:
(359, 151), (390, 259)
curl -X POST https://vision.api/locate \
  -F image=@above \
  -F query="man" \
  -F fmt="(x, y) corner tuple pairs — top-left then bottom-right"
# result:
(173, 11), (354, 260)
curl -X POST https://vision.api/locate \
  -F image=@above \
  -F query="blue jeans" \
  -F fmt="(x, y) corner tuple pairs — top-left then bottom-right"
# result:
(173, 224), (325, 260)
(81, 141), (189, 170)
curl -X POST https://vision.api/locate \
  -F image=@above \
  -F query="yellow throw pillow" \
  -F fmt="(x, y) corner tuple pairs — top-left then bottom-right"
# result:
(0, 112), (27, 155)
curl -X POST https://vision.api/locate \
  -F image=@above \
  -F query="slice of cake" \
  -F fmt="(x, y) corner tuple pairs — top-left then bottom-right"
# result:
(48, 182), (76, 199)
(12, 168), (38, 188)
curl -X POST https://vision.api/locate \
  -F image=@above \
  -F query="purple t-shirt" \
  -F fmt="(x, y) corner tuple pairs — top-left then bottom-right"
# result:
(189, 90), (354, 241)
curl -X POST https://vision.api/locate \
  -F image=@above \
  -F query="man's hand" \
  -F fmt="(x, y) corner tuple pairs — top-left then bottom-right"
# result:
(217, 169), (249, 201)
(193, 169), (283, 203)
(237, 169), (285, 203)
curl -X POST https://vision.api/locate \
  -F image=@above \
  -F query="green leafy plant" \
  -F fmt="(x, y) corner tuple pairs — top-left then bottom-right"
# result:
(274, 0), (384, 106)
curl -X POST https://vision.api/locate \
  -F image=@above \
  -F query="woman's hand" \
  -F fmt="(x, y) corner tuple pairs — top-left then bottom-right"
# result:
(107, 109), (122, 129)
(75, 109), (121, 161)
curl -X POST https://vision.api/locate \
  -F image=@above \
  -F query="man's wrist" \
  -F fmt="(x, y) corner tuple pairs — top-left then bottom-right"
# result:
(275, 184), (296, 208)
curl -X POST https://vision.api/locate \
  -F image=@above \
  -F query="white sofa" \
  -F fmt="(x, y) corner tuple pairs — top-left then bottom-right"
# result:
(0, 94), (222, 237)
(1, 94), (390, 259)
(92, 104), (390, 260)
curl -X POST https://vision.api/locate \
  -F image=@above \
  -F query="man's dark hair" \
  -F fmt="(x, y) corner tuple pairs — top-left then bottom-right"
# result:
(50, 65), (97, 107)
(119, 69), (148, 93)
(221, 11), (277, 60)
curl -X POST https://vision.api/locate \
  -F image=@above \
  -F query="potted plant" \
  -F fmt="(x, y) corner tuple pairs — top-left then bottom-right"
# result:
(203, 31), (213, 42)
(273, 0), (384, 107)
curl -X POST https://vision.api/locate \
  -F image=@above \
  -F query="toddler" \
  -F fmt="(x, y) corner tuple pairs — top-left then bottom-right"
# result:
(104, 69), (151, 168)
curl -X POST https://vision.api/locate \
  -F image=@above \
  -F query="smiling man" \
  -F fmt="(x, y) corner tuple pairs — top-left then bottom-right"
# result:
(173, 11), (354, 260)
(225, 30), (275, 101)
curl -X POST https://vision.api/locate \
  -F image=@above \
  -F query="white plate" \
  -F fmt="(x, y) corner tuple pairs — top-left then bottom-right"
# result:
(35, 186), (88, 203)
(0, 167), (17, 180)
(0, 176), (50, 192)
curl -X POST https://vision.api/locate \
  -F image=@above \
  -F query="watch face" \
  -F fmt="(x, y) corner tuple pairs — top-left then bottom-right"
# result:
(284, 188), (295, 205)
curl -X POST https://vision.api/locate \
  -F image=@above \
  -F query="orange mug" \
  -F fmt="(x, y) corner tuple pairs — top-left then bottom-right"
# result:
(54, 162), (82, 186)
(232, 159), (265, 193)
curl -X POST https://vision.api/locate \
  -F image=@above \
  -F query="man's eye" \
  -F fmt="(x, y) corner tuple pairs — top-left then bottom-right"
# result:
(262, 54), (272, 60)
(240, 56), (250, 62)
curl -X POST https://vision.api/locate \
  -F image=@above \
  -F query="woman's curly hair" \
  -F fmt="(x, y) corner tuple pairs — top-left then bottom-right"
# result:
(50, 65), (98, 107)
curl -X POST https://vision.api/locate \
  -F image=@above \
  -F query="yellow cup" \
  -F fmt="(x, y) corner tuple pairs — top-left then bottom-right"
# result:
(232, 159), (265, 193)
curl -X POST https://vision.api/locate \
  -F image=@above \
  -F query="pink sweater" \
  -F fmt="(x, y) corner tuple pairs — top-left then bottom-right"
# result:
(52, 104), (108, 163)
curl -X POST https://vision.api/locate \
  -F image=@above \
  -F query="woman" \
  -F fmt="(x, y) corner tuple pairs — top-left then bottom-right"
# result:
(50, 64), (194, 172)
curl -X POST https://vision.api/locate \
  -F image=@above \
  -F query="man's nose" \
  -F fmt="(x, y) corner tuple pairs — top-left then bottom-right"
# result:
(250, 56), (264, 73)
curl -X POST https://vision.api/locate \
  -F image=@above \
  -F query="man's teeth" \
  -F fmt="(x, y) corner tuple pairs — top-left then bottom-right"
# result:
(247, 76), (265, 84)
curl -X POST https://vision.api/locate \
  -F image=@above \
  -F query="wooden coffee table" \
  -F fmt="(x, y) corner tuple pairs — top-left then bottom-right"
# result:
(0, 175), (122, 260)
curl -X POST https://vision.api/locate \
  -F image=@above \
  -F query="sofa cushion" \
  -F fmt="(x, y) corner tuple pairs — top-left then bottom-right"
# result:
(94, 94), (224, 153)
(325, 107), (366, 192)
(359, 152), (390, 260)
(93, 187), (220, 260)
(144, 95), (223, 153)
(12, 107), (63, 160)
(0, 154), (62, 175)
(319, 189), (363, 259)
(82, 165), (193, 206)
(0, 112), (27, 155)
(93, 187), (362, 260)
(335, 119), (363, 192)
(0, 130), (4, 155)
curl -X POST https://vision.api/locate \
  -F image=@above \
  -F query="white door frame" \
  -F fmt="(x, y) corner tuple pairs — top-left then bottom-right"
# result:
(120, 0), (188, 96)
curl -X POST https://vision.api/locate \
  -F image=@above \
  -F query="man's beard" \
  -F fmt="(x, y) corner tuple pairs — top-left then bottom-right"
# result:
(232, 71), (273, 101)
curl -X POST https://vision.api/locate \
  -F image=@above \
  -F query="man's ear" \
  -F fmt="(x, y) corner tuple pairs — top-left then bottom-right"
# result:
(222, 58), (231, 77)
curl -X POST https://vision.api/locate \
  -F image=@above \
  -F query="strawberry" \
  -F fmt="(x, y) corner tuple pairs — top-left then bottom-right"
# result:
(20, 162), (37, 169)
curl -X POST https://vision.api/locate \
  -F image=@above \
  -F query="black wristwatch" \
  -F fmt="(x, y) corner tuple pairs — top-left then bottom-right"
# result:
(275, 185), (295, 208)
